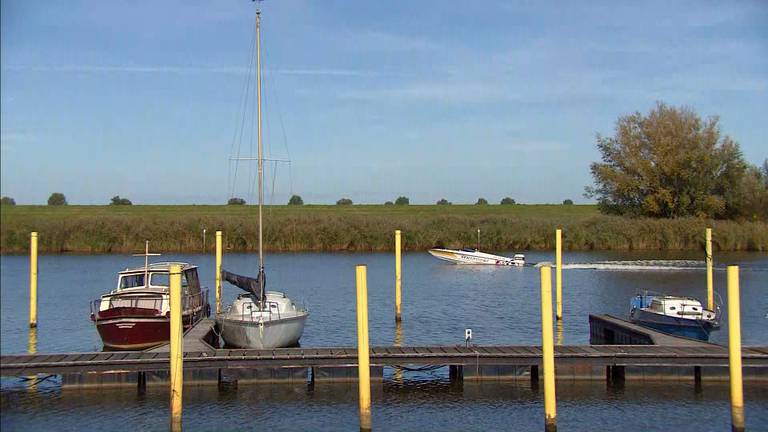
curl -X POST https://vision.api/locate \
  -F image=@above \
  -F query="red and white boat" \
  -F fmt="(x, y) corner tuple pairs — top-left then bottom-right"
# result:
(90, 261), (210, 350)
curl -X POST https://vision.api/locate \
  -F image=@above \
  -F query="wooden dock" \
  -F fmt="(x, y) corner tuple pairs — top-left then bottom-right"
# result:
(2, 315), (766, 386)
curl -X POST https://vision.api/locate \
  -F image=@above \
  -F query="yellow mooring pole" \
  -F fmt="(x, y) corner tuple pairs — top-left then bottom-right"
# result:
(29, 232), (38, 328)
(169, 264), (184, 431)
(395, 230), (402, 322)
(356, 264), (372, 431)
(540, 266), (557, 432)
(215, 231), (223, 314)
(706, 228), (714, 311)
(727, 266), (745, 432)
(555, 229), (563, 321)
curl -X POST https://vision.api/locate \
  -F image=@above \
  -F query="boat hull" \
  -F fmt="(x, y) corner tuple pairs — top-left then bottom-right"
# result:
(94, 307), (207, 350)
(428, 248), (524, 266)
(216, 312), (309, 349)
(630, 308), (716, 341)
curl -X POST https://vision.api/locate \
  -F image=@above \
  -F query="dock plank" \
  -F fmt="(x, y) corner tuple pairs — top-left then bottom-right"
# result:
(3, 343), (766, 377)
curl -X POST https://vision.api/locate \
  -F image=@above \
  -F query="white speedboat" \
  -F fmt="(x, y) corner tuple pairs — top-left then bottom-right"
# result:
(429, 248), (525, 266)
(215, 7), (308, 349)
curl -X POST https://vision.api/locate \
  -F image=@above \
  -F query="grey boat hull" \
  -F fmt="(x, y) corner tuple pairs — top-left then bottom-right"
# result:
(216, 312), (308, 349)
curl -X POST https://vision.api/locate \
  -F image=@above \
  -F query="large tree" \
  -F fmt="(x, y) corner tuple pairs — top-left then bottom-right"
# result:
(586, 102), (749, 219)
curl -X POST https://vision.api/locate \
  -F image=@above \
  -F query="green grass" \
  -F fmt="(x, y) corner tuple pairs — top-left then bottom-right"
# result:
(1, 204), (766, 253)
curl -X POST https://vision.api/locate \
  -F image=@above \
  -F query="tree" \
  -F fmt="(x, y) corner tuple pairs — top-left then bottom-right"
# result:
(500, 197), (515, 205)
(384, 201), (394, 206)
(110, 195), (132, 205)
(394, 196), (409, 205)
(48, 192), (67, 206)
(585, 102), (751, 219)
(336, 198), (353, 205)
(0, 196), (15, 205)
(563, 199), (574, 205)
(436, 198), (451, 205)
(730, 161), (768, 221)
(227, 197), (246, 205)
(476, 198), (488, 205)
(288, 195), (304, 205)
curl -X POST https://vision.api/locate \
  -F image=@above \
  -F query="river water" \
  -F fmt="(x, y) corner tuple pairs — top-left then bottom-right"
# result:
(1, 251), (767, 431)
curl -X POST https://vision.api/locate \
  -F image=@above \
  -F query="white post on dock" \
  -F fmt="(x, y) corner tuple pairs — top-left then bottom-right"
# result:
(169, 264), (184, 431)
(540, 266), (557, 432)
(29, 232), (38, 328)
(215, 231), (223, 314)
(706, 228), (714, 311)
(395, 230), (402, 322)
(555, 228), (563, 321)
(355, 264), (372, 431)
(727, 265), (745, 432)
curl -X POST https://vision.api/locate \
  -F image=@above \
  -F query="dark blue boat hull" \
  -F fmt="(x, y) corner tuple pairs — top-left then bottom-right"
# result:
(630, 308), (715, 341)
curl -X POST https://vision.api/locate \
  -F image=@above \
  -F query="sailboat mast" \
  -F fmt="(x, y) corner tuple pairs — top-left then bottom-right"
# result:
(255, 9), (265, 304)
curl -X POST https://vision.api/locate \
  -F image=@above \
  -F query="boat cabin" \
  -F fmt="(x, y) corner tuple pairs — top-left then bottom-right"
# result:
(96, 262), (203, 314)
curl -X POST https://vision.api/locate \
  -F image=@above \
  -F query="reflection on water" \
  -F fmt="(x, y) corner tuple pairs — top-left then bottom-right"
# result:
(1, 379), (767, 431)
(27, 328), (37, 355)
(1, 251), (767, 430)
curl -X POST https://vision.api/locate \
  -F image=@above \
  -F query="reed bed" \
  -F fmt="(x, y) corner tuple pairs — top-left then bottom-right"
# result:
(1, 205), (765, 253)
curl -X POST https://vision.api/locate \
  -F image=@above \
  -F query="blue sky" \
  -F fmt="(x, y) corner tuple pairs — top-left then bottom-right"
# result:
(1, 0), (766, 205)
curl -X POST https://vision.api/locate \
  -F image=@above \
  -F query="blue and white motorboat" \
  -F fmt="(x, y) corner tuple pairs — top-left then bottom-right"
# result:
(629, 294), (720, 341)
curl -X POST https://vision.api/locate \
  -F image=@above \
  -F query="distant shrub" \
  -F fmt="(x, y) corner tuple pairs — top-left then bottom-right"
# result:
(227, 197), (246, 205)
(563, 199), (574, 205)
(476, 198), (488, 205)
(47, 193), (67, 206)
(1, 196), (15, 206)
(437, 198), (451, 205)
(336, 198), (353, 205)
(500, 197), (516, 205)
(110, 195), (132, 205)
(395, 196), (409, 205)
(384, 201), (394, 206)
(288, 195), (304, 205)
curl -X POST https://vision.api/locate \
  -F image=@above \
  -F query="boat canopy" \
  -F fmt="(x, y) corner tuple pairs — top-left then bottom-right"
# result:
(221, 269), (265, 302)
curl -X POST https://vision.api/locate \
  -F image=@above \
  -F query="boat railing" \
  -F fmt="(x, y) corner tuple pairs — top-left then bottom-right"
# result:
(91, 289), (209, 317)
(182, 289), (209, 312)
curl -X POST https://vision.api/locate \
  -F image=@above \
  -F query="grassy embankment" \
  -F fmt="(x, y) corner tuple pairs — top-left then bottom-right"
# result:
(1, 204), (766, 254)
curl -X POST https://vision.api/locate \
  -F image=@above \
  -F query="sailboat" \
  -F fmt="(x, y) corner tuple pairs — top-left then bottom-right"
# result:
(215, 7), (309, 349)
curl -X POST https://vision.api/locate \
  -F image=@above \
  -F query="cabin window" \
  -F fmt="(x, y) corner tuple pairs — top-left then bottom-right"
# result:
(692, 307), (698, 311)
(183, 269), (200, 294)
(151, 273), (169, 287)
(120, 274), (145, 288)
(149, 272), (188, 288)
(669, 306), (676, 311)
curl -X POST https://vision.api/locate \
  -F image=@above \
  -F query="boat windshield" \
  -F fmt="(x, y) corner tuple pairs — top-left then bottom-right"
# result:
(119, 274), (145, 289)
(118, 272), (188, 289)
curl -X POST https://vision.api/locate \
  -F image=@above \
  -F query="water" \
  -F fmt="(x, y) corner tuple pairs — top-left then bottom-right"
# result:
(2, 251), (767, 431)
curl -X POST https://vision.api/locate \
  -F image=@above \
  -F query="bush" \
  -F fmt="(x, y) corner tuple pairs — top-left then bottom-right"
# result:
(436, 198), (451, 205)
(500, 197), (515, 205)
(110, 195), (132, 205)
(563, 199), (574, 205)
(476, 198), (488, 205)
(336, 198), (353, 205)
(47, 193), (67, 206)
(395, 196), (409, 205)
(1, 196), (15, 206)
(384, 201), (394, 206)
(288, 195), (304, 205)
(227, 197), (246, 205)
